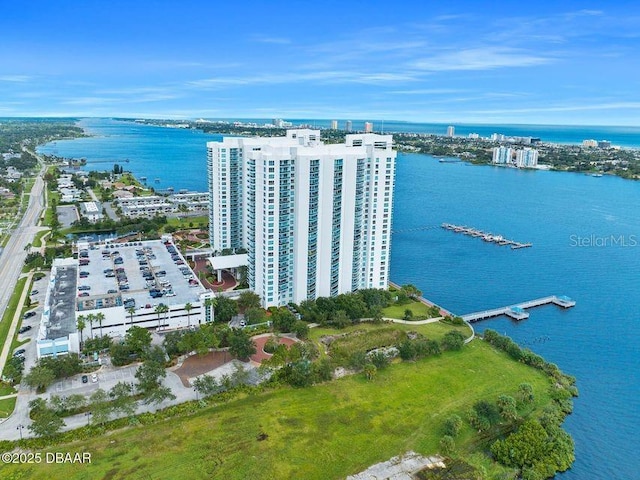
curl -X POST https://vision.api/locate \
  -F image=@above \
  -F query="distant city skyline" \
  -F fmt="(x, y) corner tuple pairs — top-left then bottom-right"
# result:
(1, 1), (640, 125)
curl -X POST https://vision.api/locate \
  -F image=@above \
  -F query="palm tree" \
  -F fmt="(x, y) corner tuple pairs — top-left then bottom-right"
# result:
(184, 302), (193, 328)
(126, 306), (136, 329)
(154, 303), (168, 331)
(87, 313), (96, 339)
(96, 312), (105, 338)
(77, 315), (86, 348)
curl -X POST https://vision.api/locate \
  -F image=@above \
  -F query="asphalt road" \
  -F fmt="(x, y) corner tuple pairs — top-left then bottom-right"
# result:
(0, 160), (47, 331)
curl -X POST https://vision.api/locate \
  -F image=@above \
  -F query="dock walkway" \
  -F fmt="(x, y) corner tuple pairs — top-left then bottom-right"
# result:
(441, 223), (532, 249)
(461, 295), (576, 323)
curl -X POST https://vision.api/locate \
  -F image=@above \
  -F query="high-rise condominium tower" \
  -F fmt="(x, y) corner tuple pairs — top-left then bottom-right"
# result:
(207, 129), (396, 307)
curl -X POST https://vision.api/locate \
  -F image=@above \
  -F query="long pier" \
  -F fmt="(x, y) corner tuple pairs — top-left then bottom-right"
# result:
(441, 223), (532, 249)
(461, 295), (576, 323)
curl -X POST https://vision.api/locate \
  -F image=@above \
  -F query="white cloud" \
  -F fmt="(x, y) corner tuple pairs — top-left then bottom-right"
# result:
(250, 35), (291, 45)
(0, 75), (32, 82)
(412, 47), (553, 71)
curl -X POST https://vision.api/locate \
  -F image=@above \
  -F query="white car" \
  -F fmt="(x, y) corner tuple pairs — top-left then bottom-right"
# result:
(91, 373), (98, 383)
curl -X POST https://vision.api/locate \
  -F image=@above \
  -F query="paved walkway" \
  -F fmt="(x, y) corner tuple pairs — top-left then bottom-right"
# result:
(385, 316), (443, 325)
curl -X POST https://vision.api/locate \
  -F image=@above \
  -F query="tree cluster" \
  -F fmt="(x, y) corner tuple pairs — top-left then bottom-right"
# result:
(24, 354), (84, 392)
(298, 288), (393, 328)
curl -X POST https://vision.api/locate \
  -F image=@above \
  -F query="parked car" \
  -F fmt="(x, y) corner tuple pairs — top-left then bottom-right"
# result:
(18, 325), (32, 334)
(13, 349), (26, 357)
(30, 290), (39, 296)
(81, 375), (88, 384)
(23, 311), (36, 319)
(91, 373), (98, 383)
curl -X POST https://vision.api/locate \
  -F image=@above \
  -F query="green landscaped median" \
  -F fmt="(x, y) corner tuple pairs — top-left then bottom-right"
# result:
(0, 277), (28, 369)
(0, 340), (553, 479)
(0, 397), (17, 418)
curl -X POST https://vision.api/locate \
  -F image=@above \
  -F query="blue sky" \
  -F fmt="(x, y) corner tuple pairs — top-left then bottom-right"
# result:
(1, 1), (639, 125)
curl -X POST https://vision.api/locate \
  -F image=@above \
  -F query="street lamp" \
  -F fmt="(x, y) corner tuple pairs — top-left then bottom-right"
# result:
(85, 411), (92, 425)
(16, 424), (24, 440)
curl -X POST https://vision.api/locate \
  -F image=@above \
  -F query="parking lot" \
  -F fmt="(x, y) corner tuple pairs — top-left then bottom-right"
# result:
(56, 205), (79, 228)
(49, 365), (138, 395)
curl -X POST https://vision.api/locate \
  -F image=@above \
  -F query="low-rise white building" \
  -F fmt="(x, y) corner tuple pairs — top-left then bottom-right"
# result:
(36, 239), (215, 358)
(80, 201), (104, 222)
(116, 192), (209, 218)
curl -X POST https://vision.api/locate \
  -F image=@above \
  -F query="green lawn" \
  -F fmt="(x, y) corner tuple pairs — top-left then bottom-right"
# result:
(0, 382), (16, 397)
(0, 397), (16, 418)
(309, 321), (469, 345)
(31, 230), (49, 248)
(0, 340), (551, 479)
(382, 300), (436, 319)
(165, 215), (208, 230)
(0, 277), (28, 377)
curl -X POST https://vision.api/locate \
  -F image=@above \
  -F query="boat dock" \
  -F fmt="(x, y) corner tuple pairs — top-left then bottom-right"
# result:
(461, 295), (576, 323)
(441, 223), (532, 249)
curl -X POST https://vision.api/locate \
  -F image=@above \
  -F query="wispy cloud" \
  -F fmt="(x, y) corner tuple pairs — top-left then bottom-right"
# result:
(389, 88), (466, 95)
(472, 101), (640, 115)
(187, 70), (418, 89)
(0, 75), (32, 82)
(411, 47), (553, 71)
(250, 35), (291, 45)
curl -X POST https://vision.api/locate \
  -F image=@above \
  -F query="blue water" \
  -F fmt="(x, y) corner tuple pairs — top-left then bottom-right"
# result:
(38, 118), (222, 192)
(39, 119), (640, 478)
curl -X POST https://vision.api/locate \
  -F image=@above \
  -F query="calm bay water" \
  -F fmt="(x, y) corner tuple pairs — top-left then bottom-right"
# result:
(39, 119), (640, 479)
(38, 118), (222, 192)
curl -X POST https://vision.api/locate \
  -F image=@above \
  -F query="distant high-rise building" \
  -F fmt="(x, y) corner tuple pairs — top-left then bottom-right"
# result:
(492, 146), (513, 165)
(582, 139), (598, 148)
(468, 133), (479, 139)
(346, 120), (353, 132)
(330, 120), (338, 130)
(272, 118), (285, 128)
(446, 126), (455, 137)
(515, 148), (539, 168)
(364, 122), (373, 133)
(207, 129), (396, 308)
(597, 140), (612, 149)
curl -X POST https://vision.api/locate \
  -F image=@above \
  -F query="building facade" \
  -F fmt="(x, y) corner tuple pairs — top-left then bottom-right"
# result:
(207, 129), (396, 307)
(515, 148), (539, 168)
(492, 146), (513, 164)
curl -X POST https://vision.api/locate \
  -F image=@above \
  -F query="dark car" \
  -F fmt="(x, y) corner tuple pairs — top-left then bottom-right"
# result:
(18, 325), (32, 334)
(23, 311), (36, 319)
(13, 349), (26, 357)
(81, 375), (88, 384)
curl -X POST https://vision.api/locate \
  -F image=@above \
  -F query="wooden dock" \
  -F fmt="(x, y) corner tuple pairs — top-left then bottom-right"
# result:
(461, 295), (576, 323)
(441, 223), (532, 249)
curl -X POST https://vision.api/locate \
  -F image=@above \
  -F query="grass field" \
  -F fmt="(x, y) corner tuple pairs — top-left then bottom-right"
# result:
(382, 300), (437, 319)
(0, 340), (551, 479)
(309, 320), (470, 345)
(166, 215), (208, 230)
(0, 277), (28, 376)
(0, 397), (16, 418)
(0, 382), (16, 397)
(31, 230), (48, 248)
